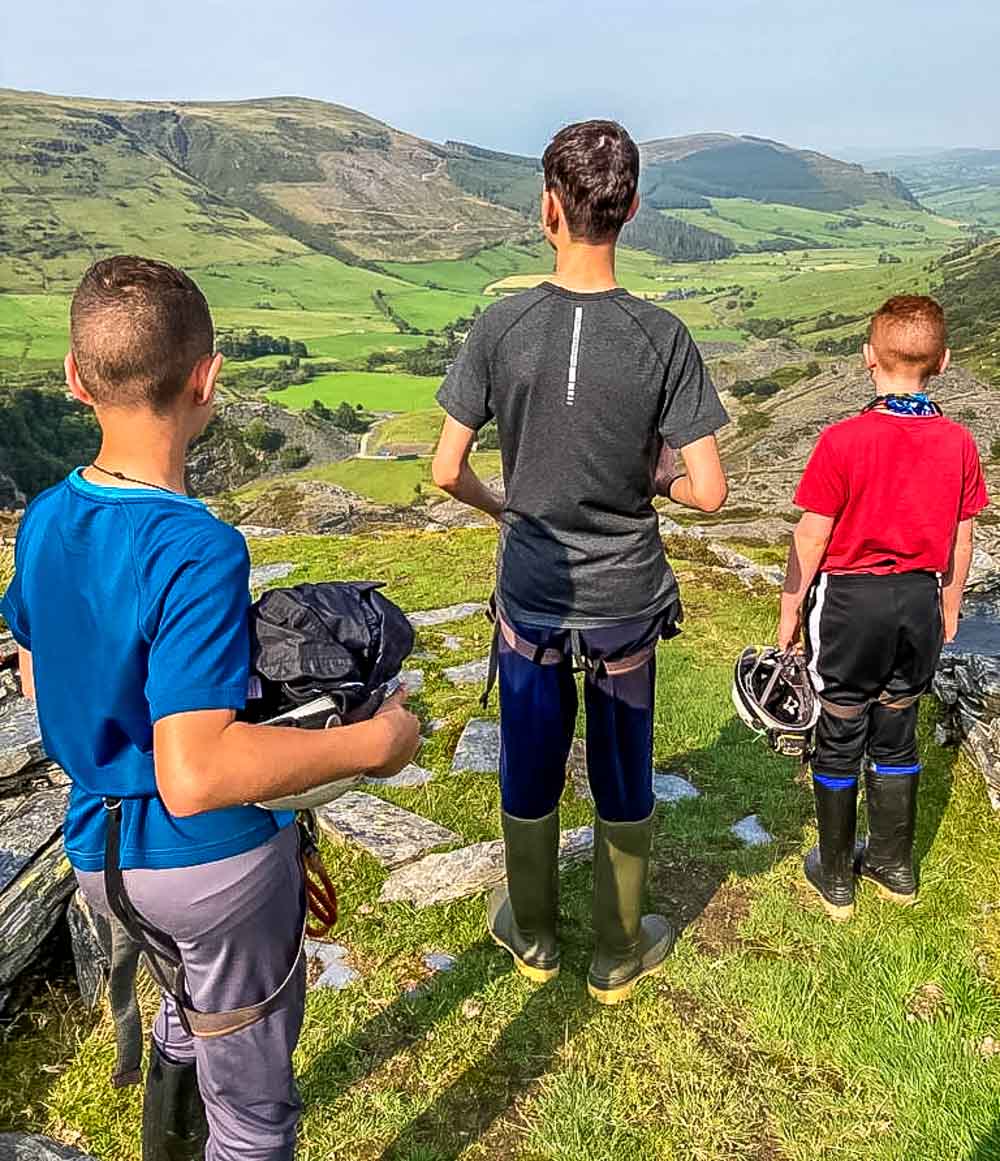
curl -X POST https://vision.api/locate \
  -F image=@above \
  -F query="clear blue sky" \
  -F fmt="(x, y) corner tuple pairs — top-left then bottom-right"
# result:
(1, 0), (996, 157)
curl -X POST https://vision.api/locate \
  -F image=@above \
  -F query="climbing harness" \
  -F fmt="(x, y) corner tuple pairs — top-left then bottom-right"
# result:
(479, 594), (661, 706)
(101, 801), (327, 1088)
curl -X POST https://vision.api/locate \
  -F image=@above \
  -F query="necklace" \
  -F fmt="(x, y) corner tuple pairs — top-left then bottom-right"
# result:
(90, 462), (180, 494)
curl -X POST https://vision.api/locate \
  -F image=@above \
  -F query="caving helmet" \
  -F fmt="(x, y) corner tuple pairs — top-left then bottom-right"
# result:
(732, 646), (820, 759)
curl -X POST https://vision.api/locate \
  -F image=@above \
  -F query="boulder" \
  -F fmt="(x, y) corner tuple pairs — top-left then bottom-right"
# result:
(0, 1135), (97, 1160)
(0, 699), (45, 787)
(67, 889), (112, 1008)
(0, 834), (75, 991)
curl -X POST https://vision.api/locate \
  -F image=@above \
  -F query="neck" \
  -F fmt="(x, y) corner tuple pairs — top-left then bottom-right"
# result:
(549, 240), (619, 292)
(89, 410), (191, 494)
(871, 371), (931, 397)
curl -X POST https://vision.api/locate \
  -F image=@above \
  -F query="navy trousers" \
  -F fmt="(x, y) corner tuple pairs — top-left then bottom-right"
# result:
(498, 614), (671, 822)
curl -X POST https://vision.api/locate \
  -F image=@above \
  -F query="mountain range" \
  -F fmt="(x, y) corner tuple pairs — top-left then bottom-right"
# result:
(0, 88), (923, 287)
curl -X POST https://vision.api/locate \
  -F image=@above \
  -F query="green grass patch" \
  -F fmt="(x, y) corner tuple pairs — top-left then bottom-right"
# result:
(7, 535), (1000, 1158)
(370, 409), (446, 454)
(268, 371), (441, 412)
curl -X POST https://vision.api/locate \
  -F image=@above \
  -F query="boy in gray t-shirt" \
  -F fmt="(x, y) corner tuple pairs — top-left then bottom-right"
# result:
(434, 120), (729, 1004)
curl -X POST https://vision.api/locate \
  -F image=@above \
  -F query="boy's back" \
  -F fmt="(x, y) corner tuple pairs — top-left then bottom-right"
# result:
(797, 408), (986, 575)
(4, 469), (281, 872)
(439, 282), (726, 626)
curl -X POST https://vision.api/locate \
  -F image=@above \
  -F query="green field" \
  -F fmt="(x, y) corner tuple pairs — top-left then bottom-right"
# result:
(269, 370), (441, 411)
(369, 409), (447, 454)
(673, 198), (964, 251)
(6, 530), (1000, 1159)
(381, 243), (551, 293)
(922, 186), (1000, 229)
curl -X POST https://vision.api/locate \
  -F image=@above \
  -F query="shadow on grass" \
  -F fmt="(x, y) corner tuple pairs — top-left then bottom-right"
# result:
(971, 1119), (1000, 1161)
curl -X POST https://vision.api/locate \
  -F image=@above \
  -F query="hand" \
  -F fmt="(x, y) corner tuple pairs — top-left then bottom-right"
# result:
(370, 691), (421, 778)
(778, 606), (803, 653)
(943, 607), (960, 644)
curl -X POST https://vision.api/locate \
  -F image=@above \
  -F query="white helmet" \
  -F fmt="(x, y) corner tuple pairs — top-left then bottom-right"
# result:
(732, 646), (820, 760)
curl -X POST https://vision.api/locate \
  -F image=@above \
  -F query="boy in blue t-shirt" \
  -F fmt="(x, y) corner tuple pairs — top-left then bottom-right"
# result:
(1, 256), (420, 1160)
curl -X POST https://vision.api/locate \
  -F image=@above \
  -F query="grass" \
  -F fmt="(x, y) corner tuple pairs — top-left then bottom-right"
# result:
(5, 529), (1000, 1159)
(369, 410), (446, 454)
(268, 371), (442, 412)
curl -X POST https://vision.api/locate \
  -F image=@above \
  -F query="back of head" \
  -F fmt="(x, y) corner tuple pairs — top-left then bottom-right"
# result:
(70, 256), (214, 412)
(542, 120), (639, 243)
(868, 295), (948, 380)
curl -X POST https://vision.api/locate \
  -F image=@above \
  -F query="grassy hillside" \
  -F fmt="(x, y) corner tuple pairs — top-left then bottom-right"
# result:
(935, 239), (1000, 382)
(4, 530), (1000, 1159)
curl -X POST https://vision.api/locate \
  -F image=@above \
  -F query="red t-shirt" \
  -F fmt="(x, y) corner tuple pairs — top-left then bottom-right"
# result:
(794, 410), (989, 575)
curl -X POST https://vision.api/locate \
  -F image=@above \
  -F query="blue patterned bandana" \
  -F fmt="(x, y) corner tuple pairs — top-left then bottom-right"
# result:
(866, 393), (942, 417)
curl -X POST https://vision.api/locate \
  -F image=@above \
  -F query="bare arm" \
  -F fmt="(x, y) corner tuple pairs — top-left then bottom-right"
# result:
(432, 416), (504, 520)
(779, 512), (835, 650)
(154, 693), (420, 818)
(17, 647), (34, 700)
(941, 518), (975, 644)
(666, 435), (728, 513)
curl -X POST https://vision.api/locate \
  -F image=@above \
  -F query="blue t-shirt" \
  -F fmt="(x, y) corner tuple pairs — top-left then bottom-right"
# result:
(0, 469), (292, 871)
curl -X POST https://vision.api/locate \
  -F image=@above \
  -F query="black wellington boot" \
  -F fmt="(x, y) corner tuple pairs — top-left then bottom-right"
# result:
(487, 807), (561, 983)
(860, 767), (919, 905)
(588, 810), (675, 1005)
(803, 780), (858, 922)
(142, 1041), (209, 1161)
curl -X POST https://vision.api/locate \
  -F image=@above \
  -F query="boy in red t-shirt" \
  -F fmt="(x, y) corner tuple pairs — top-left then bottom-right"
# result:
(780, 295), (989, 920)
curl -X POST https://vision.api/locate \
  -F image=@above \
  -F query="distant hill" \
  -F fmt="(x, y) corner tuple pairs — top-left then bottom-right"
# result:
(865, 148), (1000, 228)
(0, 88), (926, 284)
(639, 135), (919, 212)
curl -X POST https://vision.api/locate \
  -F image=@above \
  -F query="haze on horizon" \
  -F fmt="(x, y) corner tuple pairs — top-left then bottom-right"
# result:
(1, 0), (997, 160)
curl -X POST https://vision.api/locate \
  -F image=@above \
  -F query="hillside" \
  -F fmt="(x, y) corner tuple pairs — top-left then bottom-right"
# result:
(868, 148), (1000, 228)
(935, 238), (1000, 381)
(0, 88), (932, 286)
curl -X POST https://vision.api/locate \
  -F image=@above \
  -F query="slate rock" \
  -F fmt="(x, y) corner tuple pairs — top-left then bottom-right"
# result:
(731, 815), (774, 847)
(236, 525), (289, 540)
(653, 773), (701, 804)
(364, 764), (434, 789)
(0, 698), (45, 783)
(442, 635), (463, 651)
(380, 826), (594, 908)
(408, 603), (486, 629)
(0, 783), (70, 892)
(0, 1135), (98, 1160)
(451, 719), (501, 773)
(304, 940), (359, 991)
(400, 669), (425, 694)
(423, 951), (457, 973)
(67, 889), (112, 1008)
(317, 791), (459, 868)
(567, 739), (591, 801)
(0, 633), (18, 666)
(248, 561), (296, 589)
(0, 836), (75, 987)
(443, 658), (490, 686)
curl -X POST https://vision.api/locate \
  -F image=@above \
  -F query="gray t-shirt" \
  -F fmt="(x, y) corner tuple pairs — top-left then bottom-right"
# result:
(437, 282), (729, 628)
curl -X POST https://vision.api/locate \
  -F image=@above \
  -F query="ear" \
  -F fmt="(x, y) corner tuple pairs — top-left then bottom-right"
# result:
(541, 188), (561, 236)
(938, 347), (951, 375)
(624, 192), (640, 225)
(190, 352), (223, 408)
(65, 351), (96, 408)
(862, 342), (877, 372)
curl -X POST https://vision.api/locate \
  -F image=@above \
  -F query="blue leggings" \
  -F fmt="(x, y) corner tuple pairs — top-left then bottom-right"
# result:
(498, 615), (667, 822)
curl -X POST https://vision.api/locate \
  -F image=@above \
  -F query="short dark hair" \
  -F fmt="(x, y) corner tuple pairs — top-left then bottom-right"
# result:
(70, 256), (214, 412)
(542, 120), (640, 243)
(869, 295), (948, 378)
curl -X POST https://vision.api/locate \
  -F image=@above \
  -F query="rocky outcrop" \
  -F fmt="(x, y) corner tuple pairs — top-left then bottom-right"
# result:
(0, 1135), (97, 1160)
(186, 401), (359, 496)
(220, 480), (402, 535)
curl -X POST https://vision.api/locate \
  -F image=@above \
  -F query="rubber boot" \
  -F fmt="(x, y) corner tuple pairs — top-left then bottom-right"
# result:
(142, 1041), (209, 1161)
(803, 779), (858, 922)
(487, 807), (561, 983)
(588, 809), (675, 1005)
(859, 767), (919, 905)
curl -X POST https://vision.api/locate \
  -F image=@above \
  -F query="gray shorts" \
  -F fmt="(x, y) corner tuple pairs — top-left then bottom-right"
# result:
(76, 823), (306, 1161)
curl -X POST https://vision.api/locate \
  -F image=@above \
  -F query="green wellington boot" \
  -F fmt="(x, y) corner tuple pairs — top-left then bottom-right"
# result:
(142, 1041), (209, 1161)
(803, 779), (859, 922)
(487, 807), (561, 983)
(859, 766), (919, 905)
(588, 809), (675, 1005)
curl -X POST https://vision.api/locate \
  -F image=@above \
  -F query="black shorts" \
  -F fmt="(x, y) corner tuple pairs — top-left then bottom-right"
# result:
(804, 571), (943, 780)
